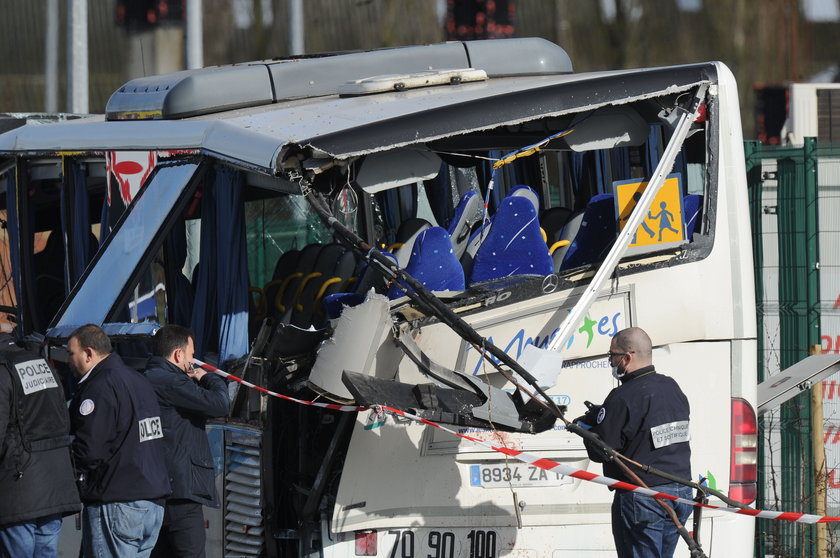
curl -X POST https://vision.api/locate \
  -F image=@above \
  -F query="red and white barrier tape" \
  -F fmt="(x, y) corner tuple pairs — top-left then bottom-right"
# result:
(195, 358), (839, 524)
(194, 359), (367, 412)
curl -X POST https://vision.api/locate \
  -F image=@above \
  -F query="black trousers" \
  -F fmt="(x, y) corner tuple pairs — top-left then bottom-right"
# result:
(151, 499), (206, 558)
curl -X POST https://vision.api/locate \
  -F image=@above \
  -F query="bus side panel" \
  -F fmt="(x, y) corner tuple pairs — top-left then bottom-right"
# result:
(327, 342), (746, 557)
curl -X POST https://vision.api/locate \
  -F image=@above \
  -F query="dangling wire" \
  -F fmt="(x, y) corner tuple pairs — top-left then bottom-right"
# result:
(481, 121), (583, 223)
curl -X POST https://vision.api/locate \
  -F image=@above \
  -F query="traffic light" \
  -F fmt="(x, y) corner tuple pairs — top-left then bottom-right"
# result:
(115, 0), (184, 30)
(446, 0), (515, 41)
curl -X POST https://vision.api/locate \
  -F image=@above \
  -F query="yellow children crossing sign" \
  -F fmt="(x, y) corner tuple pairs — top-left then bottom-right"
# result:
(615, 174), (685, 248)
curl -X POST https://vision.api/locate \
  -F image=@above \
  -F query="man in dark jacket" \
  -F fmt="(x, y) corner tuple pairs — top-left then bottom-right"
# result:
(0, 333), (80, 557)
(145, 325), (229, 558)
(581, 327), (692, 558)
(68, 324), (170, 558)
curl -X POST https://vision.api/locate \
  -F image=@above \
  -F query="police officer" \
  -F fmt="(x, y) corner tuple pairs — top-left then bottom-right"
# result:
(67, 324), (170, 558)
(0, 333), (80, 558)
(581, 327), (692, 558)
(145, 325), (229, 558)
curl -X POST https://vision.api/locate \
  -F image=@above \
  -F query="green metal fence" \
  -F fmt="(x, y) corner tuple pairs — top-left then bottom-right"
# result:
(746, 138), (840, 558)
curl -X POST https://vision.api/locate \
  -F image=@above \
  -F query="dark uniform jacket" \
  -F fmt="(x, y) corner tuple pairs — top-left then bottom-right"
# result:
(144, 356), (229, 507)
(0, 346), (81, 525)
(70, 352), (171, 504)
(584, 365), (691, 487)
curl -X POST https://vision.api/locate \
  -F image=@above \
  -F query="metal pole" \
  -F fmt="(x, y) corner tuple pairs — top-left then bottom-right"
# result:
(45, 0), (59, 112)
(546, 85), (707, 354)
(186, 0), (203, 69)
(811, 344), (827, 558)
(67, 0), (89, 114)
(288, 0), (304, 55)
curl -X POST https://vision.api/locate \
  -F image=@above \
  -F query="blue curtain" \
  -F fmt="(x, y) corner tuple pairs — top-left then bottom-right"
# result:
(658, 124), (688, 181)
(645, 126), (662, 177)
(165, 216), (193, 327)
(60, 160), (93, 288)
(570, 152), (585, 193)
(673, 151), (688, 183)
(569, 151), (611, 206)
(397, 183), (417, 222)
(190, 166), (249, 364)
(611, 148), (631, 183)
(99, 195), (110, 247)
(593, 150), (611, 195)
(379, 189), (400, 245)
(424, 162), (453, 227)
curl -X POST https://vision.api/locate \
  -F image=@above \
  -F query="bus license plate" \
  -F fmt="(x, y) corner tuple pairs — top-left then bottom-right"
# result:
(469, 463), (573, 488)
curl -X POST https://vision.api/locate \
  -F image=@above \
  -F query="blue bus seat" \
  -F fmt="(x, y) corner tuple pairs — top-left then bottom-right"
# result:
(683, 194), (703, 239)
(388, 227), (464, 298)
(273, 243), (323, 319)
(261, 249), (301, 317)
(322, 251), (398, 320)
(469, 196), (553, 285)
(550, 210), (583, 272)
(460, 184), (542, 280)
(559, 194), (617, 272)
(390, 218), (432, 268)
(541, 206), (574, 245)
(508, 183), (540, 213)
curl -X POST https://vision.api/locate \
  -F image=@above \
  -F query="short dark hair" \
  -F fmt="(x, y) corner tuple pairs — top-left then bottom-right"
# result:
(151, 324), (194, 358)
(69, 324), (112, 355)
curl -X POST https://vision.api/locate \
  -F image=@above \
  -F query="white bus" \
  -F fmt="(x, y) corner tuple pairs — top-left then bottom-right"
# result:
(0, 38), (757, 557)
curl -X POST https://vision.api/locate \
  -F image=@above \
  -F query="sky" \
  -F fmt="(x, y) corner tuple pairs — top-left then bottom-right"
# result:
(598, 0), (840, 21)
(801, 0), (840, 20)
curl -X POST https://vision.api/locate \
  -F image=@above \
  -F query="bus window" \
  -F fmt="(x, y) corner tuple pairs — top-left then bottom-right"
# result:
(245, 187), (334, 290)
(112, 165), (339, 358)
(244, 180), (334, 337)
(0, 156), (109, 334)
(360, 100), (715, 293)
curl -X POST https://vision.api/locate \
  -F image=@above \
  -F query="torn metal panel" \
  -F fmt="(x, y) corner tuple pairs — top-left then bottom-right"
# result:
(354, 148), (442, 193)
(308, 292), (397, 400)
(565, 105), (649, 151)
(341, 370), (485, 425)
(396, 326), (479, 393)
(757, 354), (840, 413)
(289, 64), (717, 161)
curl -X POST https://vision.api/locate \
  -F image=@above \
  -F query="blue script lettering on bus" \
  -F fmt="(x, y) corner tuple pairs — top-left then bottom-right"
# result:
(467, 312), (622, 376)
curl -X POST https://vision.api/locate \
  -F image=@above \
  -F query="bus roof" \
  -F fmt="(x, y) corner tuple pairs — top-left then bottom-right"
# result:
(0, 60), (717, 174)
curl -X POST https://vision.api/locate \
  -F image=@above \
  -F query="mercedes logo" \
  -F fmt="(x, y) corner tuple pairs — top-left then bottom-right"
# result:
(542, 274), (559, 294)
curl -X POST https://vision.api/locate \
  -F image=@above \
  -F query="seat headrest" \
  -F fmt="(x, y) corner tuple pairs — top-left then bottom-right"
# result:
(448, 190), (483, 259)
(559, 194), (617, 271)
(508, 184), (540, 213)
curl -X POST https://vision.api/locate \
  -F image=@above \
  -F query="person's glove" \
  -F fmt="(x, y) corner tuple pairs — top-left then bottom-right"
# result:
(573, 400), (602, 430)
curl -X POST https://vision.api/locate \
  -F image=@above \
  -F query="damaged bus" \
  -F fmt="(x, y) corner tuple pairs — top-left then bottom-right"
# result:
(0, 38), (757, 557)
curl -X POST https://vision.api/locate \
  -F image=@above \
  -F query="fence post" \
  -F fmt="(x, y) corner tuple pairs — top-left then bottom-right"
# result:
(745, 140), (771, 557)
(812, 344), (828, 558)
